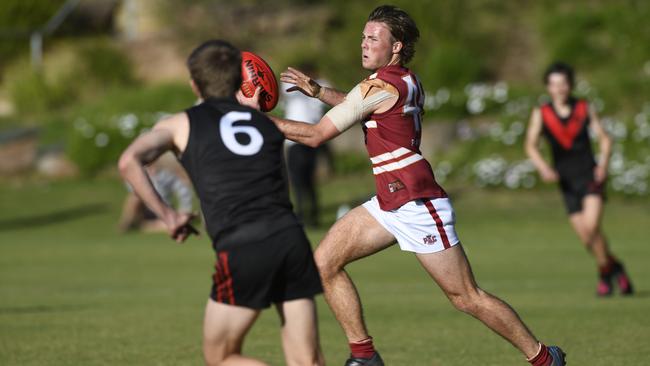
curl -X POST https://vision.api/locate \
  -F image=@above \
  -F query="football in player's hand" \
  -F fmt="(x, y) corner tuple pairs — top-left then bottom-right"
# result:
(241, 51), (279, 112)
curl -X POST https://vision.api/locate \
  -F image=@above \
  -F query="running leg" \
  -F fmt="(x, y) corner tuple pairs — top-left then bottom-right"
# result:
(202, 299), (266, 366)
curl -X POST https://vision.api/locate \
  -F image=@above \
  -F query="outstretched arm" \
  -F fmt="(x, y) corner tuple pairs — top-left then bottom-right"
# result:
(589, 107), (612, 183)
(269, 115), (341, 148)
(525, 108), (559, 183)
(270, 79), (398, 147)
(118, 115), (198, 242)
(280, 67), (346, 107)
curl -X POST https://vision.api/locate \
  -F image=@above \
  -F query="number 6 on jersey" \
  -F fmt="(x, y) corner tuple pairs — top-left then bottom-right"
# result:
(219, 111), (264, 156)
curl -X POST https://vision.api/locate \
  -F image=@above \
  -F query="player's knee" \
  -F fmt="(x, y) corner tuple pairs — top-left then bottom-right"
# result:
(449, 295), (476, 314)
(574, 220), (598, 244)
(447, 288), (483, 315)
(203, 347), (226, 366)
(585, 226), (599, 242)
(314, 247), (341, 279)
(203, 335), (237, 366)
(203, 347), (236, 366)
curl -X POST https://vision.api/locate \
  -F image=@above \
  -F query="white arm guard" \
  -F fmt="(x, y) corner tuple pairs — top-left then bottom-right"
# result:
(325, 81), (397, 132)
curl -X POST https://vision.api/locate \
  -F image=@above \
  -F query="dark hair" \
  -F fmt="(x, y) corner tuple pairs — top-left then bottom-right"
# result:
(543, 62), (575, 89)
(367, 5), (420, 64)
(187, 40), (242, 99)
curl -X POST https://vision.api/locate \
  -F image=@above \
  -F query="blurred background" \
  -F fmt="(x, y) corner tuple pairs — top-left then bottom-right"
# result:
(0, 0), (648, 191)
(0, 1), (649, 365)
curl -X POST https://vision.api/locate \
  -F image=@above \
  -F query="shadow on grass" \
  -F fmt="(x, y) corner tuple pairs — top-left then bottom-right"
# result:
(625, 290), (650, 298)
(0, 304), (89, 315)
(0, 203), (109, 232)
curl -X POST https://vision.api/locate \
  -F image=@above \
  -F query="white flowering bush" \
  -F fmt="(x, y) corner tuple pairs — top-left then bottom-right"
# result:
(65, 85), (193, 176)
(427, 82), (650, 196)
(67, 112), (168, 176)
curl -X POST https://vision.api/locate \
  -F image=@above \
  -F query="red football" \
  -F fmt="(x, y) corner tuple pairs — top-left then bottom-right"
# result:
(240, 51), (279, 112)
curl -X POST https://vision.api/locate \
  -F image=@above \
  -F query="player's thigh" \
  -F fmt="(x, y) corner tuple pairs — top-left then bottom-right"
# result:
(581, 194), (604, 231)
(203, 299), (260, 357)
(415, 244), (478, 298)
(275, 298), (321, 366)
(315, 204), (395, 270)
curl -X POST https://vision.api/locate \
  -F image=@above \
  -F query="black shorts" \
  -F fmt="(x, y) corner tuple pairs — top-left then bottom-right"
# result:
(210, 224), (322, 309)
(559, 175), (605, 214)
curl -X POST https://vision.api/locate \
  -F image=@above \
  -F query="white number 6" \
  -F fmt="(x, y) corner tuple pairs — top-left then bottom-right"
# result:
(220, 111), (264, 156)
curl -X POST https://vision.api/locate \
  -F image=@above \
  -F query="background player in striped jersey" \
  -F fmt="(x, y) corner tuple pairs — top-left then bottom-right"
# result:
(525, 62), (634, 296)
(119, 40), (324, 366)
(243, 5), (565, 366)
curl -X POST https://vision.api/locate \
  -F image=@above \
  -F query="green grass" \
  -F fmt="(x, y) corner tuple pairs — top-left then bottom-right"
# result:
(1, 176), (649, 365)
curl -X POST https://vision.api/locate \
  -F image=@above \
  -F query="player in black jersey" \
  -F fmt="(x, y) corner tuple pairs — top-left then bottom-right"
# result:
(525, 62), (633, 296)
(119, 40), (323, 366)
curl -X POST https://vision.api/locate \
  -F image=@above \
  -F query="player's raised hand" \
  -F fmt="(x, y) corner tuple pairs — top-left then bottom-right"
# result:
(165, 211), (200, 243)
(281, 67), (322, 98)
(236, 87), (262, 111)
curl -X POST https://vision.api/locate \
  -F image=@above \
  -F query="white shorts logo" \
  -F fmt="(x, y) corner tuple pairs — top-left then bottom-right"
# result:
(422, 234), (437, 245)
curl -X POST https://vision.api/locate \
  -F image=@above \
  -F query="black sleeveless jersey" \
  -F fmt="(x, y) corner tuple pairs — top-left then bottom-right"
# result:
(180, 97), (295, 244)
(540, 98), (596, 178)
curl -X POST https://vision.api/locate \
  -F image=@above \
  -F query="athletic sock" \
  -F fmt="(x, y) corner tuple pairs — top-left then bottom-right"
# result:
(349, 337), (376, 359)
(599, 263), (613, 276)
(527, 343), (552, 366)
(599, 255), (619, 276)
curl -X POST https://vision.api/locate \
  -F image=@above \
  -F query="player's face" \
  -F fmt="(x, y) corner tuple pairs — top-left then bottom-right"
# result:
(546, 73), (572, 102)
(361, 21), (396, 71)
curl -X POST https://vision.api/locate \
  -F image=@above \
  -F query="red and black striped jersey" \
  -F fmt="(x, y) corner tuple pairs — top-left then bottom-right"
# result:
(540, 98), (596, 177)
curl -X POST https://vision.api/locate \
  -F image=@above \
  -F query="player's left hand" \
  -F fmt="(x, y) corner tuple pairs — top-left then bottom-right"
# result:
(236, 87), (262, 110)
(280, 67), (322, 98)
(165, 211), (200, 243)
(594, 164), (608, 183)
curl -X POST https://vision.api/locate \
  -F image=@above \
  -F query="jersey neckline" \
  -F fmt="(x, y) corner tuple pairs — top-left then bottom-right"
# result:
(548, 97), (578, 122)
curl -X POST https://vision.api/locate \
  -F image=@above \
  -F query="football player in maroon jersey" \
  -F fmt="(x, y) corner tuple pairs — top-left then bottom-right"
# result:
(525, 62), (633, 297)
(242, 5), (565, 366)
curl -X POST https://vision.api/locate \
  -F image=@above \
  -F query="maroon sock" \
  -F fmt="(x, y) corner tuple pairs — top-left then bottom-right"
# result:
(349, 337), (376, 359)
(599, 263), (613, 276)
(528, 343), (552, 366)
(608, 255), (621, 267)
(599, 255), (619, 275)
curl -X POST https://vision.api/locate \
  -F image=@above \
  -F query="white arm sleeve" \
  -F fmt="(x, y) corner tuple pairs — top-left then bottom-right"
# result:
(324, 83), (396, 132)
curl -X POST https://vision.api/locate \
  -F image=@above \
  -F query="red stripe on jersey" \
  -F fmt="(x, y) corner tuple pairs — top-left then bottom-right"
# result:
(219, 252), (235, 305)
(372, 150), (417, 168)
(540, 100), (588, 150)
(424, 200), (450, 249)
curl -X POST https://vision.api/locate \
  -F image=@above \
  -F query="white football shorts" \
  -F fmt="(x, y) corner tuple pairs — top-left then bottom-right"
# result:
(362, 196), (460, 254)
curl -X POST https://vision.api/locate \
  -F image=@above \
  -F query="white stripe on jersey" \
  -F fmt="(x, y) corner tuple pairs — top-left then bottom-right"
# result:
(370, 147), (411, 164)
(365, 120), (377, 129)
(372, 153), (423, 175)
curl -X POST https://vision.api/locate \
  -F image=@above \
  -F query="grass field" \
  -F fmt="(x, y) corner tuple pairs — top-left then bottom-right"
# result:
(1, 175), (649, 365)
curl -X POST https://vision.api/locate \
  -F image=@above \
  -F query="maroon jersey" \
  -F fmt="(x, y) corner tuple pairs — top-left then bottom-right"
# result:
(362, 65), (446, 210)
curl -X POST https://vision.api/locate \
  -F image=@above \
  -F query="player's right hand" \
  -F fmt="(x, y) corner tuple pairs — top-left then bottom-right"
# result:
(540, 167), (559, 183)
(280, 67), (322, 98)
(236, 87), (262, 111)
(594, 164), (608, 183)
(165, 211), (200, 243)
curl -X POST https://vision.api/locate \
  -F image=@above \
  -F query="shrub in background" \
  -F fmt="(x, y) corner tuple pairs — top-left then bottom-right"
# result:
(65, 84), (194, 176)
(5, 39), (136, 118)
